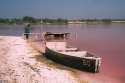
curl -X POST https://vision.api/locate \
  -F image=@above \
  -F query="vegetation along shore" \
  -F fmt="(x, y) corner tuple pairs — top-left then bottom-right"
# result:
(0, 16), (125, 25)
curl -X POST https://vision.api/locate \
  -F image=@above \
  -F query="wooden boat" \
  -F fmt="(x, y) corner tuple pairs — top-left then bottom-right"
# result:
(43, 32), (101, 72)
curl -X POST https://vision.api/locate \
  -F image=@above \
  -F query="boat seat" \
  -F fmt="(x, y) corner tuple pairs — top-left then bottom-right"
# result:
(65, 47), (78, 51)
(60, 51), (88, 58)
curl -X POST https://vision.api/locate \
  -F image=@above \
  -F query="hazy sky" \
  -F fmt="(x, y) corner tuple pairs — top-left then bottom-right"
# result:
(0, 0), (125, 19)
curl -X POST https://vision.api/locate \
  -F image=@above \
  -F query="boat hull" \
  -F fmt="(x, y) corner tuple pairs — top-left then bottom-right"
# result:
(44, 47), (101, 73)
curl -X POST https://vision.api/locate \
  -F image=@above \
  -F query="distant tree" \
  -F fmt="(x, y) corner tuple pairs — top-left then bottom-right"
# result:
(0, 18), (10, 24)
(101, 19), (111, 23)
(42, 18), (48, 24)
(42, 18), (68, 24)
(22, 16), (37, 23)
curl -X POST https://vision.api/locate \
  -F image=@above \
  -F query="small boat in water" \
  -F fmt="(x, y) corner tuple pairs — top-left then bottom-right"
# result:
(43, 32), (101, 73)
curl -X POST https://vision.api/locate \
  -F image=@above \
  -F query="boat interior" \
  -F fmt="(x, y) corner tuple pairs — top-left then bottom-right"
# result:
(44, 32), (100, 59)
(45, 41), (100, 59)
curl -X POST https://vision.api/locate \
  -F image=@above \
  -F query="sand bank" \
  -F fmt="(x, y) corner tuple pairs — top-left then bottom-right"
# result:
(0, 36), (85, 83)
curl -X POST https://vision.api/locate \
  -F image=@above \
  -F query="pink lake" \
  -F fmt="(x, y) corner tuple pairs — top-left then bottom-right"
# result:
(1, 24), (125, 82)
(33, 23), (125, 82)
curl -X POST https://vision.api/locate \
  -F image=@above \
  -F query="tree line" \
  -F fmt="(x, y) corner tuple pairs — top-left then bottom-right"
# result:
(0, 16), (125, 24)
(0, 16), (68, 24)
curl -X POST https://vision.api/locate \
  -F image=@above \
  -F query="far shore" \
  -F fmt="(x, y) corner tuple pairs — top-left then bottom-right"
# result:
(0, 16), (125, 25)
(0, 21), (125, 25)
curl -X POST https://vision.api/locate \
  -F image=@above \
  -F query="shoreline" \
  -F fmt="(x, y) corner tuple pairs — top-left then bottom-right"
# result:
(0, 21), (125, 25)
(0, 36), (85, 83)
(27, 36), (125, 83)
(0, 36), (124, 83)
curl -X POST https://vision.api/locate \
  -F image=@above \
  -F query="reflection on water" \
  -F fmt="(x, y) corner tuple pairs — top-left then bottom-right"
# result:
(0, 23), (125, 82)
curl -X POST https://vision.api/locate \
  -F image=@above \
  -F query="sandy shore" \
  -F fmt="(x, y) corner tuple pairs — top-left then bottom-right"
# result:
(0, 36), (86, 83)
(1, 35), (123, 83)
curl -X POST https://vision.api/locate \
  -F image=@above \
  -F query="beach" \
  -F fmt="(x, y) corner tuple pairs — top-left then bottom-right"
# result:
(0, 36), (85, 83)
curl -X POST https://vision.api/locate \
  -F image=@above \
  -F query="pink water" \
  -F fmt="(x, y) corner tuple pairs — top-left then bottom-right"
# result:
(67, 24), (125, 82)
(33, 23), (125, 82)
(1, 24), (125, 82)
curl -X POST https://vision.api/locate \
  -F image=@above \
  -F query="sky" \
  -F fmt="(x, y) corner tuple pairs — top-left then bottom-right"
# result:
(0, 0), (125, 19)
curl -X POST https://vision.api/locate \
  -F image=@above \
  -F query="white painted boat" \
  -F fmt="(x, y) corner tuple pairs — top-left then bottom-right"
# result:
(44, 41), (101, 72)
(43, 32), (101, 72)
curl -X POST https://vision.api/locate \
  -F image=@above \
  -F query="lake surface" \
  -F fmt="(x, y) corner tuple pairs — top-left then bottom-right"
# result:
(0, 23), (125, 82)
(32, 23), (125, 82)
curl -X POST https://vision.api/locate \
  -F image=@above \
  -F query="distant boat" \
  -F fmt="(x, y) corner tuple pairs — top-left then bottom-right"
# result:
(43, 32), (101, 72)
